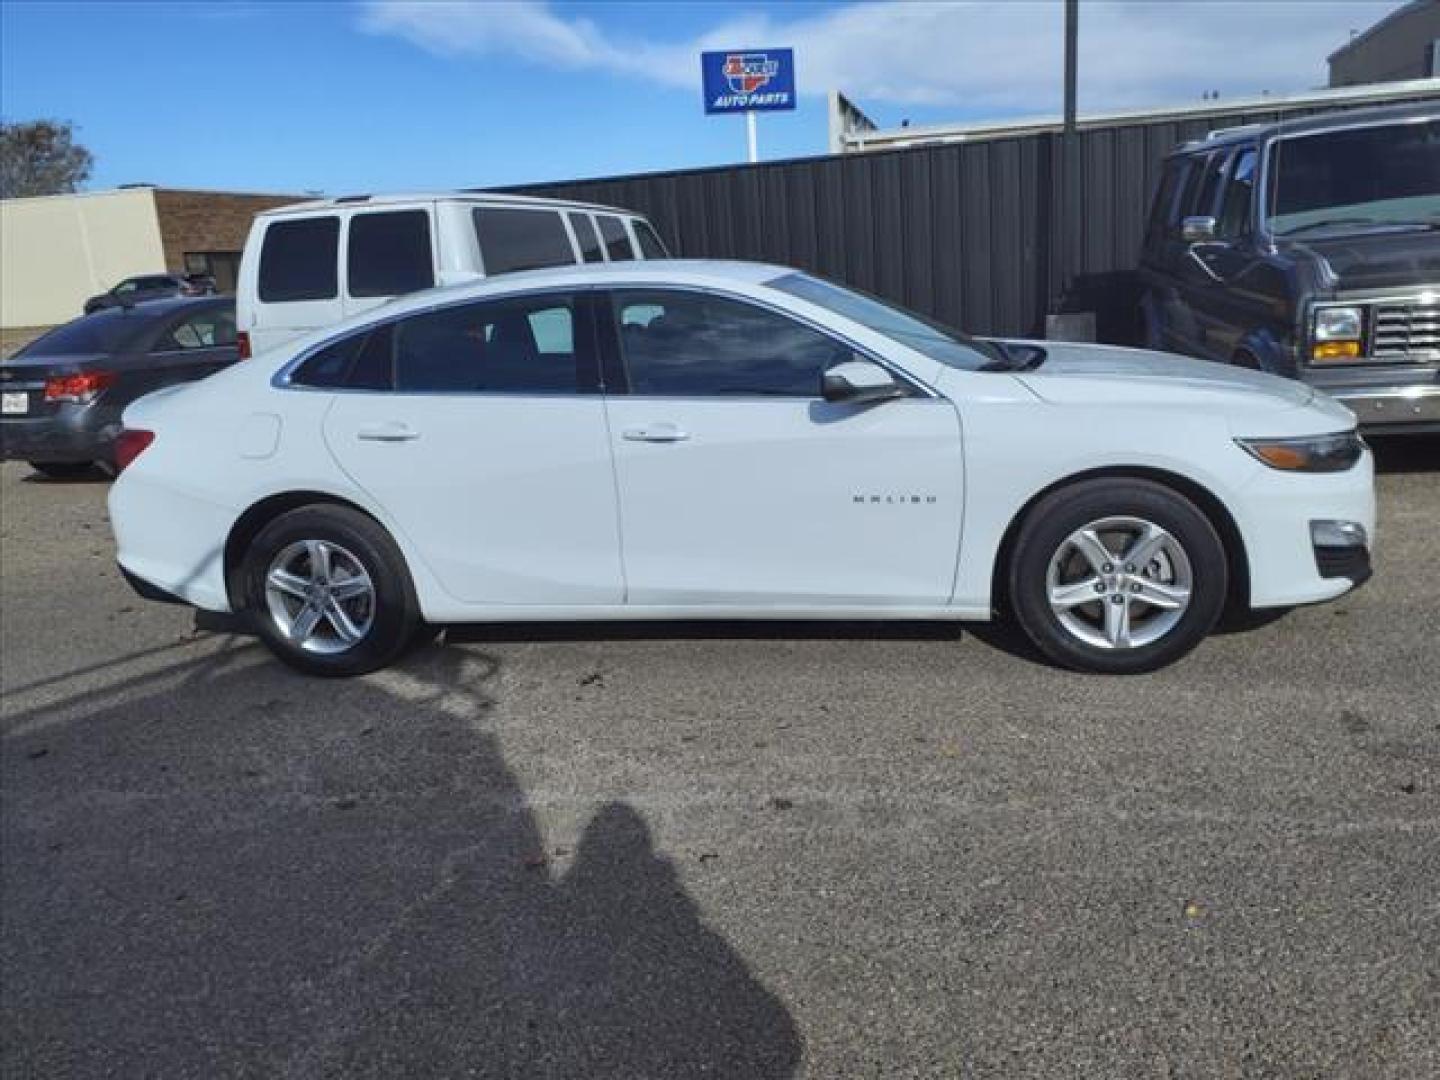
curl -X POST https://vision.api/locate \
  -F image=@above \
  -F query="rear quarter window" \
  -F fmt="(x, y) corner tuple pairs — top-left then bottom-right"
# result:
(258, 217), (340, 302)
(473, 208), (576, 274)
(633, 220), (669, 259)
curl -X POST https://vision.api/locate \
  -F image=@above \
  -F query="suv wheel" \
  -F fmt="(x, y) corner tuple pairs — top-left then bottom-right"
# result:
(1008, 479), (1227, 674)
(241, 505), (421, 676)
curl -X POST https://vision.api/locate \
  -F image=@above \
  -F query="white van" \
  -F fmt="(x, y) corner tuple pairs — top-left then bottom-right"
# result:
(235, 192), (669, 357)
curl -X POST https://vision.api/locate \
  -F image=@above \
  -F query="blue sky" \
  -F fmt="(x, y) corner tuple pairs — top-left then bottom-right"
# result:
(0, 1), (1400, 195)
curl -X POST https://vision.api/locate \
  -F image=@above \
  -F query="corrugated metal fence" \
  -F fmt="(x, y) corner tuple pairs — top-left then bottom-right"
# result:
(504, 91), (1438, 342)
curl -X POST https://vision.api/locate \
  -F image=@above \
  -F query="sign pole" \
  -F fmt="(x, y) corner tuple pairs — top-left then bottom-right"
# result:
(746, 111), (758, 164)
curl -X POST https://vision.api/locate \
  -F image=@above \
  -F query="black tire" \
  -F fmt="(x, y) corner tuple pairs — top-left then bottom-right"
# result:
(240, 504), (422, 676)
(1007, 478), (1228, 674)
(27, 461), (98, 480)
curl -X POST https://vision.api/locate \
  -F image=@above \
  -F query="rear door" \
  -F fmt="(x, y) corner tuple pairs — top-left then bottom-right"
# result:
(319, 290), (623, 606)
(244, 215), (343, 354)
(341, 207), (438, 320)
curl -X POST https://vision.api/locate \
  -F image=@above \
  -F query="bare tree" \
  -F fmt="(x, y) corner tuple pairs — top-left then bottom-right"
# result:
(0, 119), (95, 199)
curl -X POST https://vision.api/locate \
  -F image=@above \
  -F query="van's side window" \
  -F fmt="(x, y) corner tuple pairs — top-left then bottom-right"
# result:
(473, 208), (576, 274)
(596, 215), (635, 261)
(259, 217), (340, 302)
(568, 213), (605, 263)
(348, 210), (435, 298)
(633, 220), (669, 259)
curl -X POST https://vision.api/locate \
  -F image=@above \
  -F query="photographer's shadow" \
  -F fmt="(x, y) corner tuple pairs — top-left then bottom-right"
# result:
(1, 642), (801, 1079)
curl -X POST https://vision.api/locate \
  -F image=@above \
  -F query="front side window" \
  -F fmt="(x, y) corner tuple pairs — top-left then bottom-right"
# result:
(473, 208), (576, 274)
(347, 210), (435, 298)
(1216, 148), (1257, 239)
(259, 217), (340, 302)
(393, 294), (586, 393)
(597, 215), (635, 261)
(156, 308), (237, 351)
(1267, 120), (1440, 236)
(612, 289), (853, 397)
(1191, 151), (1228, 220)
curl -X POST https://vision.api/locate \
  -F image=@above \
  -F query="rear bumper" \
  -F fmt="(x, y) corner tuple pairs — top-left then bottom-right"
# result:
(0, 407), (115, 464)
(0, 418), (110, 463)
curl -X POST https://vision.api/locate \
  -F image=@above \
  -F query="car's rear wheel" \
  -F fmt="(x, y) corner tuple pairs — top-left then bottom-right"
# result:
(1008, 479), (1227, 674)
(27, 461), (97, 480)
(241, 504), (421, 676)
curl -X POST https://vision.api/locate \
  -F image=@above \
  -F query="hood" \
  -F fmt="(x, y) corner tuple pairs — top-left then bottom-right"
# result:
(1281, 229), (1440, 293)
(1012, 342), (1314, 406)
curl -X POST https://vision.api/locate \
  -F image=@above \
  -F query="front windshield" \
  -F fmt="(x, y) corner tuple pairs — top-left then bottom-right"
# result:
(767, 272), (996, 370)
(1267, 119), (1439, 236)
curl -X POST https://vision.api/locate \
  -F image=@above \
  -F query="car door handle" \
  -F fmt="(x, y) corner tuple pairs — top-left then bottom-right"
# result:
(622, 423), (690, 443)
(357, 422), (420, 442)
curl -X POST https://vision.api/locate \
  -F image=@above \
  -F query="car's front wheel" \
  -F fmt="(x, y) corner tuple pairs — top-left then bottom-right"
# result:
(241, 504), (421, 676)
(1008, 478), (1228, 674)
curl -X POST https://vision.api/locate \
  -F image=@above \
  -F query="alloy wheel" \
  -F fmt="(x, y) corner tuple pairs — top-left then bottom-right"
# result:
(1045, 515), (1194, 650)
(263, 539), (376, 655)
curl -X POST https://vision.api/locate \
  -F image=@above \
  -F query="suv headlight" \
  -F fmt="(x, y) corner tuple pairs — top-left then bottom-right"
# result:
(1236, 432), (1365, 472)
(1311, 306), (1363, 361)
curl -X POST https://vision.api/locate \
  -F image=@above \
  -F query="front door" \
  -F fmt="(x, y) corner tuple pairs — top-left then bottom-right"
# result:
(321, 290), (623, 606)
(600, 288), (964, 607)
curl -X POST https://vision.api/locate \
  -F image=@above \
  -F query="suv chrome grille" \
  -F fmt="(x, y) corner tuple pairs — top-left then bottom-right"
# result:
(1372, 297), (1440, 361)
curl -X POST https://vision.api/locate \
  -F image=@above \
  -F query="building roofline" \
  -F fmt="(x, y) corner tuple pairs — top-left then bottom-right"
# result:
(840, 77), (1440, 152)
(1326, 0), (1435, 63)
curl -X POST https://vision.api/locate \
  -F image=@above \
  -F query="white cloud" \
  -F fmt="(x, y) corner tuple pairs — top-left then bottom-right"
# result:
(360, 0), (1400, 115)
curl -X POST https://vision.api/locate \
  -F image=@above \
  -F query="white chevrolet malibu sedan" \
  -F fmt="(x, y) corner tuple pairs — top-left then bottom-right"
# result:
(108, 261), (1374, 676)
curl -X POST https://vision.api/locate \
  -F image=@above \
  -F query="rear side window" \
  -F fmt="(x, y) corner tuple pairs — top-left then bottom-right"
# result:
(473, 208), (576, 274)
(156, 308), (236, 351)
(393, 294), (588, 394)
(259, 217), (339, 302)
(633, 221), (669, 259)
(289, 325), (394, 390)
(347, 210), (435, 298)
(568, 212), (604, 263)
(596, 215), (634, 261)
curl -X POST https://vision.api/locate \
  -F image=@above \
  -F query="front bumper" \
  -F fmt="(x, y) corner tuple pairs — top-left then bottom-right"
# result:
(1327, 384), (1440, 432)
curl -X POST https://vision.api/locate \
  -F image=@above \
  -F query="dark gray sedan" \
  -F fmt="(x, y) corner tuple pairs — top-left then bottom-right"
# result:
(0, 297), (238, 478)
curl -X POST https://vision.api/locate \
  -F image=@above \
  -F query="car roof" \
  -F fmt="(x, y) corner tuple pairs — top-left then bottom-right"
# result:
(256, 191), (644, 218)
(1170, 99), (1438, 156)
(273, 261), (794, 349)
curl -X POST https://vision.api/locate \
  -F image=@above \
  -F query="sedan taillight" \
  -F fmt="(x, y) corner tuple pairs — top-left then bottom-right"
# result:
(44, 370), (116, 402)
(113, 429), (155, 473)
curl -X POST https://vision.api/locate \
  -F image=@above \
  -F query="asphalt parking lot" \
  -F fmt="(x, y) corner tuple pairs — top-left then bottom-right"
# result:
(1, 441), (1437, 1079)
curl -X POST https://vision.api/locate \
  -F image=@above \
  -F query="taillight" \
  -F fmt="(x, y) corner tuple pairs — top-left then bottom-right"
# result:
(237, 331), (252, 360)
(44, 370), (116, 402)
(113, 429), (155, 472)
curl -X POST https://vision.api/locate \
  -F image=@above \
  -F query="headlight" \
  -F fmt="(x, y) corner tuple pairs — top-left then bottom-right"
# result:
(1311, 306), (1363, 361)
(1236, 432), (1365, 472)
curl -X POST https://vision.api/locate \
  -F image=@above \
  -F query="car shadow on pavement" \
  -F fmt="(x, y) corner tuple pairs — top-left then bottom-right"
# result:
(0, 641), (802, 1079)
(1368, 433), (1439, 474)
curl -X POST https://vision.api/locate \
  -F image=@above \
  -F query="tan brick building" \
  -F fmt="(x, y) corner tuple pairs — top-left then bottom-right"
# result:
(1, 186), (303, 329)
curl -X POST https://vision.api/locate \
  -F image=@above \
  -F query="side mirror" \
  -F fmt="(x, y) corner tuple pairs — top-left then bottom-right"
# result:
(1182, 215), (1217, 243)
(822, 359), (906, 405)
